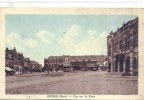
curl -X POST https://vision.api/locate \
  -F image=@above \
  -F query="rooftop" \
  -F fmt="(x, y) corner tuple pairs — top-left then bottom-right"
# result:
(46, 55), (107, 61)
(107, 17), (138, 37)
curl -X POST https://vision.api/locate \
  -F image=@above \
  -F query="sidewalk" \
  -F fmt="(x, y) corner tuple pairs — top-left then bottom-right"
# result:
(104, 71), (138, 78)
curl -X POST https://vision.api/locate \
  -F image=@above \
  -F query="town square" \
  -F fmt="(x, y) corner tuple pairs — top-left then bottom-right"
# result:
(6, 71), (137, 94)
(5, 15), (138, 94)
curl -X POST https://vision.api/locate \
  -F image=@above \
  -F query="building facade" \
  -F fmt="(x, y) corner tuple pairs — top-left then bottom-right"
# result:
(44, 55), (70, 71)
(5, 47), (24, 67)
(107, 17), (138, 73)
(5, 47), (42, 74)
(44, 55), (107, 71)
(30, 60), (42, 72)
(5, 47), (25, 74)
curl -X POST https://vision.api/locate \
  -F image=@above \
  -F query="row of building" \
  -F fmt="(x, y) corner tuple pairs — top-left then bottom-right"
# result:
(6, 17), (138, 74)
(107, 17), (138, 73)
(5, 47), (42, 74)
(44, 55), (107, 71)
(43, 17), (138, 73)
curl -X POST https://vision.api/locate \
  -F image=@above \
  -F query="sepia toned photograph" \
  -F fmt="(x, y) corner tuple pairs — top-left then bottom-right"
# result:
(5, 14), (138, 95)
(1, 8), (144, 100)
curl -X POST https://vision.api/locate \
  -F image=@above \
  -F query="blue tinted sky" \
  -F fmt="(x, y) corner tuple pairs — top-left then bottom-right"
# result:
(6, 14), (137, 65)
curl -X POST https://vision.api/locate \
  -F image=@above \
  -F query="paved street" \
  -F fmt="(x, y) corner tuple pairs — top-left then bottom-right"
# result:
(6, 71), (138, 94)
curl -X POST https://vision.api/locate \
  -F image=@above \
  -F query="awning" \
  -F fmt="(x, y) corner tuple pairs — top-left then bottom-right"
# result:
(5, 67), (12, 71)
(13, 65), (22, 68)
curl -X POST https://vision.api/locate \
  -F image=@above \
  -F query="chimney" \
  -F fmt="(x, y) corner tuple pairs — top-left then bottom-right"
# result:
(14, 47), (16, 50)
(6, 47), (8, 51)
(123, 22), (125, 26)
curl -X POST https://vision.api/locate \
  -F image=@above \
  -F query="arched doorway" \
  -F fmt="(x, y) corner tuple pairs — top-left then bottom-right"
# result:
(133, 57), (137, 69)
(119, 55), (125, 72)
(125, 56), (130, 72)
(119, 59), (124, 72)
(108, 62), (111, 72)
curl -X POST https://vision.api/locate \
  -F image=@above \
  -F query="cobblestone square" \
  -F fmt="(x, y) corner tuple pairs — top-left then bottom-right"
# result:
(6, 71), (138, 94)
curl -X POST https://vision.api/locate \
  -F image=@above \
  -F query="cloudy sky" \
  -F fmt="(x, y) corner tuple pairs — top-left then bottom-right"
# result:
(6, 15), (137, 65)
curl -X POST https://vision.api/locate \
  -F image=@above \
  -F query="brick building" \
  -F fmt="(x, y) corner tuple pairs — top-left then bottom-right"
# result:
(30, 60), (42, 72)
(107, 17), (138, 73)
(5, 47), (25, 74)
(5, 47), (23, 67)
(44, 55), (70, 71)
(44, 55), (107, 71)
(5, 47), (41, 74)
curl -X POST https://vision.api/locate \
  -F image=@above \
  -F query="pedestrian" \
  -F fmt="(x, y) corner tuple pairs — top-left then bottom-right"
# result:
(20, 68), (22, 75)
(47, 67), (49, 75)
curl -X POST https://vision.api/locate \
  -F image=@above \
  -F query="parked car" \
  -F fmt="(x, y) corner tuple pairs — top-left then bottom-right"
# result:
(5, 67), (15, 76)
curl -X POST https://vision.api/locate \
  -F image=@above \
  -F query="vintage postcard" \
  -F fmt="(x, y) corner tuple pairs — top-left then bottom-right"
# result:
(0, 8), (144, 99)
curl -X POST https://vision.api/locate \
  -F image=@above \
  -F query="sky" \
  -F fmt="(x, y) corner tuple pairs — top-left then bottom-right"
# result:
(5, 14), (137, 66)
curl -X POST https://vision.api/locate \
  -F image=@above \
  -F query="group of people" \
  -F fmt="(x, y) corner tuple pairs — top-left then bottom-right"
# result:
(46, 66), (60, 74)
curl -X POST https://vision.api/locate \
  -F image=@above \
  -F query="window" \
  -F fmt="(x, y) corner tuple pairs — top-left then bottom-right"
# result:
(108, 45), (111, 56)
(65, 58), (68, 62)
(133, 35), (138, 48)
(119, 40), (122, 50)
(133, 29), (138, 48)
(114, 44), (116, 52)
(125, 34), (130, 50)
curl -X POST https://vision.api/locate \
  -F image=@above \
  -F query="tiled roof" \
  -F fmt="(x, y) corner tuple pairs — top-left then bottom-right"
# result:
(48, 55), (70, 59)
(47, 55), (107, 61)
(30, 60), (38, 64)
(6, 49), (16, 54)
(48, 56), (64, 59)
